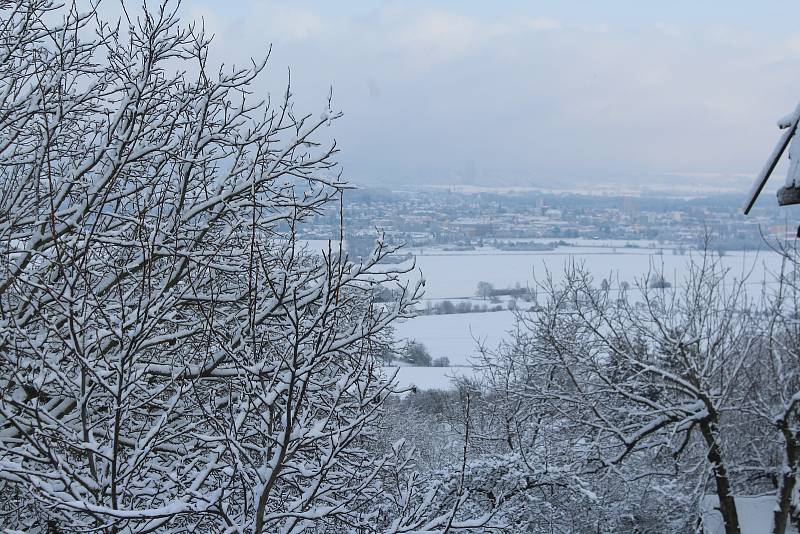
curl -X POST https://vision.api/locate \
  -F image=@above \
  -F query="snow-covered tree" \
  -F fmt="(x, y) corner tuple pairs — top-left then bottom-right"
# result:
(476, 281), (493, 301)
(0, 2), (507, 532)
(747, 251), (800, 534)
(472, 256), (766, 534)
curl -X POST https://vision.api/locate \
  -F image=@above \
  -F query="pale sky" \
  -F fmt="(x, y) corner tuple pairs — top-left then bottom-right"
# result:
(104, 1), (800, 189)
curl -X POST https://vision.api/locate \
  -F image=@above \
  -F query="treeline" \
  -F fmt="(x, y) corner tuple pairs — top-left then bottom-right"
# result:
(420, 299), (506, 315)
(383, 340), (450, 367)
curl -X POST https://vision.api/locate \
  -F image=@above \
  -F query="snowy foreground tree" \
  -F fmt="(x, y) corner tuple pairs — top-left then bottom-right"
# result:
(0, 2), (498, 532)
(460, 253), (800, 534)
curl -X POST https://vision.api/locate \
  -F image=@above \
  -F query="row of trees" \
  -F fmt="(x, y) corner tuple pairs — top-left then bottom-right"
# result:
(422, 300), (506, 316)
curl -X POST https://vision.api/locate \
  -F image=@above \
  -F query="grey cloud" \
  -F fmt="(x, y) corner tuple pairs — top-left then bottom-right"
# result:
(89, 1), (800, 188)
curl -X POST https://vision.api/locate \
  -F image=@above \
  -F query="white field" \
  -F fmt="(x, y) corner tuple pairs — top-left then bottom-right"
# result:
(394, 311), (515, 367)
(404, 245), (785, 300)
(393, 243), (788, 391)
(700, 495), (773, 534)
(383, 366), (481, 394)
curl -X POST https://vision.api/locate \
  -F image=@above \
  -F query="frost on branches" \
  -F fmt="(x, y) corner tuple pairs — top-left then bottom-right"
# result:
(0, 2), (495, 532)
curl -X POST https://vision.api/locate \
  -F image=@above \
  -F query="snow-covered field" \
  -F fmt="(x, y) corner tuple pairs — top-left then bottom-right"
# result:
(404, 245), (783, 300)
(393, 244), (787, 392)
(384, 366), (481, 393)
(394, 311), (515, 367)
(700, 495), (774, 534)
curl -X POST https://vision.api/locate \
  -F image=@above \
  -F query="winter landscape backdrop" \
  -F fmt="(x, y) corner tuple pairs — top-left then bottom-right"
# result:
(3, 1), (800, 533)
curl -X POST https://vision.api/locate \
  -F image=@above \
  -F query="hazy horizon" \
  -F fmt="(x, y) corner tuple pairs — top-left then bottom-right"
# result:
(92, 1), (800, 195)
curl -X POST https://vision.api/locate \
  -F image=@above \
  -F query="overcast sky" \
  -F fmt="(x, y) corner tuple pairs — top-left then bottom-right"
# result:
(114, 1), (800, 189)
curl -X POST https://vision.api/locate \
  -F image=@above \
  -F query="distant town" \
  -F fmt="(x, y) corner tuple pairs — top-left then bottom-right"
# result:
(301, 185), (800, 257)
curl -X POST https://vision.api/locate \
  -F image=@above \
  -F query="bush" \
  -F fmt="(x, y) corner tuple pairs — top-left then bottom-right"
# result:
(439, 300), (456, 314)
(648, 275), (672, 289)
(403, 340), (433, 366)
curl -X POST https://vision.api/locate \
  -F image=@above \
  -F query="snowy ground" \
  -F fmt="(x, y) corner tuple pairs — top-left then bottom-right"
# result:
(394, 311), (515, 367)
(384, 366), (481, 393)
(700, 495), (774, 534)
(403, 245), (783, 300)
(391, 243), (786, 392)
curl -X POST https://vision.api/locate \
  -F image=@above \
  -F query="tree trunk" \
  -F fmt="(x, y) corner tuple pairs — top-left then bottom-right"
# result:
(772, 426), (798, 534)
(700, 420), (741, 534)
